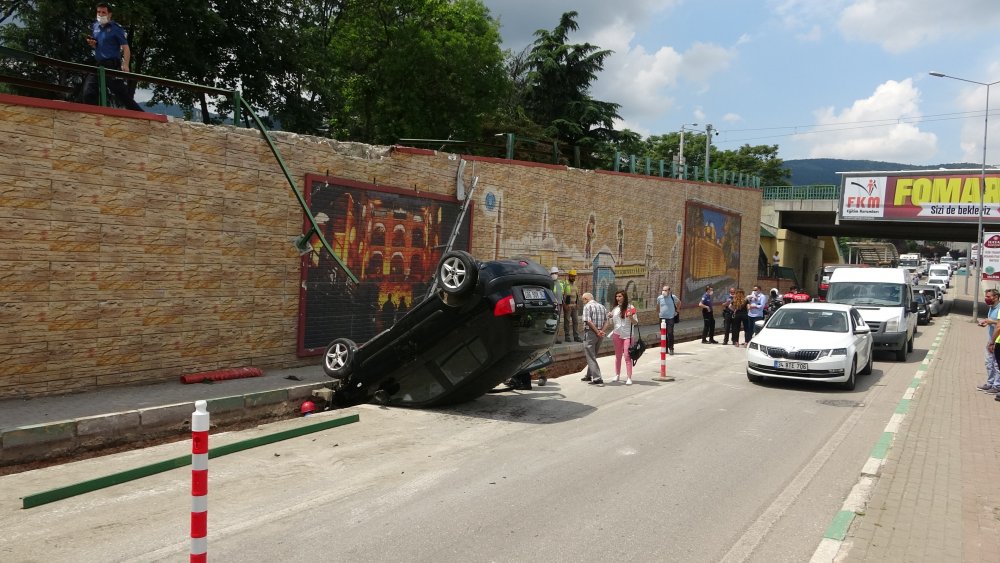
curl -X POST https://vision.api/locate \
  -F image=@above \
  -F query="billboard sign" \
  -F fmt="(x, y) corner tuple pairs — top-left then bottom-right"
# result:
(839, 170), (1000, 222)
(981, 233), (1000, 280)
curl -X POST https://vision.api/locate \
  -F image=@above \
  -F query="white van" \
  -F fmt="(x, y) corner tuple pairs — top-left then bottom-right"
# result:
(826, 267), (918, 361)
(927, 264), (951, 288)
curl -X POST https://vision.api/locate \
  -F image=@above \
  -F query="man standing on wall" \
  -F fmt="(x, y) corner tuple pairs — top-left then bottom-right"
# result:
(560, 269), (582, 343)
(83, 2), (143, 112)
(700, 286), (719, 344)
(772, 250), (780, 277)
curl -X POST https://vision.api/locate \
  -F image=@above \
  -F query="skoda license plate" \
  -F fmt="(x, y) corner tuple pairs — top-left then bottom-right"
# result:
(776, 360), (808, 370)
(523, 288), (546, 300)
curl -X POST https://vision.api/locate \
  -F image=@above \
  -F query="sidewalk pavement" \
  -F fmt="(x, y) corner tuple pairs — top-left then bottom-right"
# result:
(0, 317), (708, 467)
(834, 282), (1000, 562)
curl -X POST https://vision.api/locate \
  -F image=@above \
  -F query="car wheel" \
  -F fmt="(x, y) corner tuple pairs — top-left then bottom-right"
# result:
(437, 251), (478, 296)
(746, 369), (763, 383)
(907, 333), (914, 353)
(841, 359), (857, 390)
(895, 343), (907, 362)
(323, 338), (356, 379)
(859, 349), (873, 375)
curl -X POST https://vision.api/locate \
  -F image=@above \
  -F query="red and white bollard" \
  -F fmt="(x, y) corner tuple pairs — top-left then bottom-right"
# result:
(654, 319), (674, 381)
(191, 400), (209, 563)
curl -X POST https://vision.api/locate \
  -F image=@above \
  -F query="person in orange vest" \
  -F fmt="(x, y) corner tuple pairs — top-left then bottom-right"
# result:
(559, 269), (582, 343)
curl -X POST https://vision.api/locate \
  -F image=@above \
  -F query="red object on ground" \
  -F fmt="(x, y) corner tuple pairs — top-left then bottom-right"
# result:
(180, 367), (263, 384)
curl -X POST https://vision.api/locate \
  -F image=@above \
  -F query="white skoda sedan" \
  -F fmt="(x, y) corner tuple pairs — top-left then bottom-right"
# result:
(746, 303), (874, 390)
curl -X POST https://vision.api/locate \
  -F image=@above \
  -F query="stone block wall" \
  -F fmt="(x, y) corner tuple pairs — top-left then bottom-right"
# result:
(0, 94), (761, 398)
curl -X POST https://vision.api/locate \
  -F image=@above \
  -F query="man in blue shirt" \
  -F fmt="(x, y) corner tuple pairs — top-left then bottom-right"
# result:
(656, 285), (679, 354)
(82, 3), (143, 111)
(746, 285), (766, 342)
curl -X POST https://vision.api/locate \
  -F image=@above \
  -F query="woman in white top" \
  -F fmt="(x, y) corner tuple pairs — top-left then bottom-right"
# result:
(605, 290), (639, 384)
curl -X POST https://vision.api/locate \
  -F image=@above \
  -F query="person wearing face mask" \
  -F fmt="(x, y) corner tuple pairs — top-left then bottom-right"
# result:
(82, 2), (143, 111)
(976, 288), (1000, 394)
(656, 285), (679, 354)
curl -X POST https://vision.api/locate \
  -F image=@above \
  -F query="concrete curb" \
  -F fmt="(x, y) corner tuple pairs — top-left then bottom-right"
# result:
(0, 382), (329, 467)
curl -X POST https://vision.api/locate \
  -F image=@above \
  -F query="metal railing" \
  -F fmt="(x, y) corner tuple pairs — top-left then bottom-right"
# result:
(761, 184), (839, 200)
(0, 44), (356, 284)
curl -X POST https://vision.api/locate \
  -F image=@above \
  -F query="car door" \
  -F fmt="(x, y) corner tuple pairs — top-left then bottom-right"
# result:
(851, 308), (872, 365)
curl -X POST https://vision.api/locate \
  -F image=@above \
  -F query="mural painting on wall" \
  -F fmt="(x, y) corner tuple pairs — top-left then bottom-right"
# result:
(680, 201), (741, 306)
(297, 174), (471, 356)
(486, 193), (657, 310)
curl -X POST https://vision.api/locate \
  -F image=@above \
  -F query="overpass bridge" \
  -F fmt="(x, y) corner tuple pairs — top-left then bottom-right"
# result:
(762, 184), (985, 242)
(758, 172), (1000, 294)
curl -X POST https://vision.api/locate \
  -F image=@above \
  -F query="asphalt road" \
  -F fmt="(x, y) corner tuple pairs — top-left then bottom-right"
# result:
(0, 317), (945, 562)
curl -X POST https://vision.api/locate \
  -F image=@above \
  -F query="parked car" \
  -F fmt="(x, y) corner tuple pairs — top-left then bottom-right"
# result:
(914, 294), (931, 325)
(322, 251), (558, 408)
(912, 284), (943, 314)
(746, 303), (874, 390)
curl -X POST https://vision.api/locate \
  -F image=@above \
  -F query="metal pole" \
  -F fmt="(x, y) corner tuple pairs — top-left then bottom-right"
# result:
(678, 128), (685, 178)
(705, 124), (714, 178)
(974, 82), (991, 322)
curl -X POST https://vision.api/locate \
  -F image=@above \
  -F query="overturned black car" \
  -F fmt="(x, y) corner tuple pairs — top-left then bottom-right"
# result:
(322, 251), (558, 407)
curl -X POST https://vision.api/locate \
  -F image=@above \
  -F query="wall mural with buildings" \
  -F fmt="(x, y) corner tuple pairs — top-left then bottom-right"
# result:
(478, 186), (682, 312)
(297, 175), (470, 355)
(681, 201), (741, 305)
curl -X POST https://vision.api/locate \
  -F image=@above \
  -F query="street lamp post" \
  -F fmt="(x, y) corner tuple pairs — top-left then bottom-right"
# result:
(930, 72), (999, 322)
(677, 123), (699, 178)
(705, 124), (715, 179)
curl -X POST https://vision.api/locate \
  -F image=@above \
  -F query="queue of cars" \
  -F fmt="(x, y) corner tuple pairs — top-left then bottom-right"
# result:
(747, 263), (952, 391)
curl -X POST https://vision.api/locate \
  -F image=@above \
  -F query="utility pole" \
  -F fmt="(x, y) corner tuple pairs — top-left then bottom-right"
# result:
(678, 123), (698, 179)
(705, 124), (715, 178)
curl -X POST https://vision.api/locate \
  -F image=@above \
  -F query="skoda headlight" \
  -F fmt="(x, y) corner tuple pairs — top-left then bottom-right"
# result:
(748, 342), (760, 350)
(815, 348), (847, 359)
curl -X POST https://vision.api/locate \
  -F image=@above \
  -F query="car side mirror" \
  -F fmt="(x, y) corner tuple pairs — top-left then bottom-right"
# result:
(854, 325), (871, 335)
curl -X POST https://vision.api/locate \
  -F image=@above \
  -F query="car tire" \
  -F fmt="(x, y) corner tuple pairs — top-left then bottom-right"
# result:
(323, 338), (356, 379)
(746, 370), (763, 383)
(895, 343), (907, 362)
(907, 333), (914, 353)
(859, 349), (873, 375)
(841, 359), (857, 390)
(437, 251), (478, 296)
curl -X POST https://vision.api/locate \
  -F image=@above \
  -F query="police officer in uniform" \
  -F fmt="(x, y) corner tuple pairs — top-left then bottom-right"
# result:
(560, 269), (582, 343)
(83, 3), (143, 111)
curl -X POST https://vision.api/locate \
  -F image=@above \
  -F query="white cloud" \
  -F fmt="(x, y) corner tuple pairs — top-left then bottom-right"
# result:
(838, 0), (1000, 54)
(798, 78), (938, 161)
(722, 113), (743, 123)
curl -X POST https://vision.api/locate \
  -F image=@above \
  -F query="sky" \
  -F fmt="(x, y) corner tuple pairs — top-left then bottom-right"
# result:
(480, 0), (1000, 166)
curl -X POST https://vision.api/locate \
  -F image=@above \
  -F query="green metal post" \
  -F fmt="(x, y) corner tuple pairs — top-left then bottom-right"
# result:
(573, 145), (580, 168)
(552, 140), (559, 164)
(659, 160), (665, 178)
(97, 66), (107, 107)
(645, 156), (651, 175)
(613, 151), (621, 172)
(506, 133), (514, 160)
(233, 90), (242, 126)
(629, 155), (636, 174)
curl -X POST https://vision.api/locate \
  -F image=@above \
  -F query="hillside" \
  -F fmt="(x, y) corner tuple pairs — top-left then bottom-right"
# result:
(783, 158), (985, 186)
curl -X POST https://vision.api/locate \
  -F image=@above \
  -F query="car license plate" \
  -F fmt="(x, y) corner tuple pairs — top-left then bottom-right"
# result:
(775, 361), (808, 370)
(523, 288), (546, 300)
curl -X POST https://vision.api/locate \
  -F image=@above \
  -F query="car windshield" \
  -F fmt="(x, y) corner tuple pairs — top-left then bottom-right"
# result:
(827, 282), (906, 306)
(768, 309), (849, 332)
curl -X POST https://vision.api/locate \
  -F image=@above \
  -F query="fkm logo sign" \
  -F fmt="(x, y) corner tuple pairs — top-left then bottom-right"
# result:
(842, 176), (886, 218)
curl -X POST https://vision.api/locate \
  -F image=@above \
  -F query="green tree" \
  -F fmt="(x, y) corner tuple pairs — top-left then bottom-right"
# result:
(326, 0), (508, 143)
(712, 144), (791, 186)
(522, 11), (622, 163)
